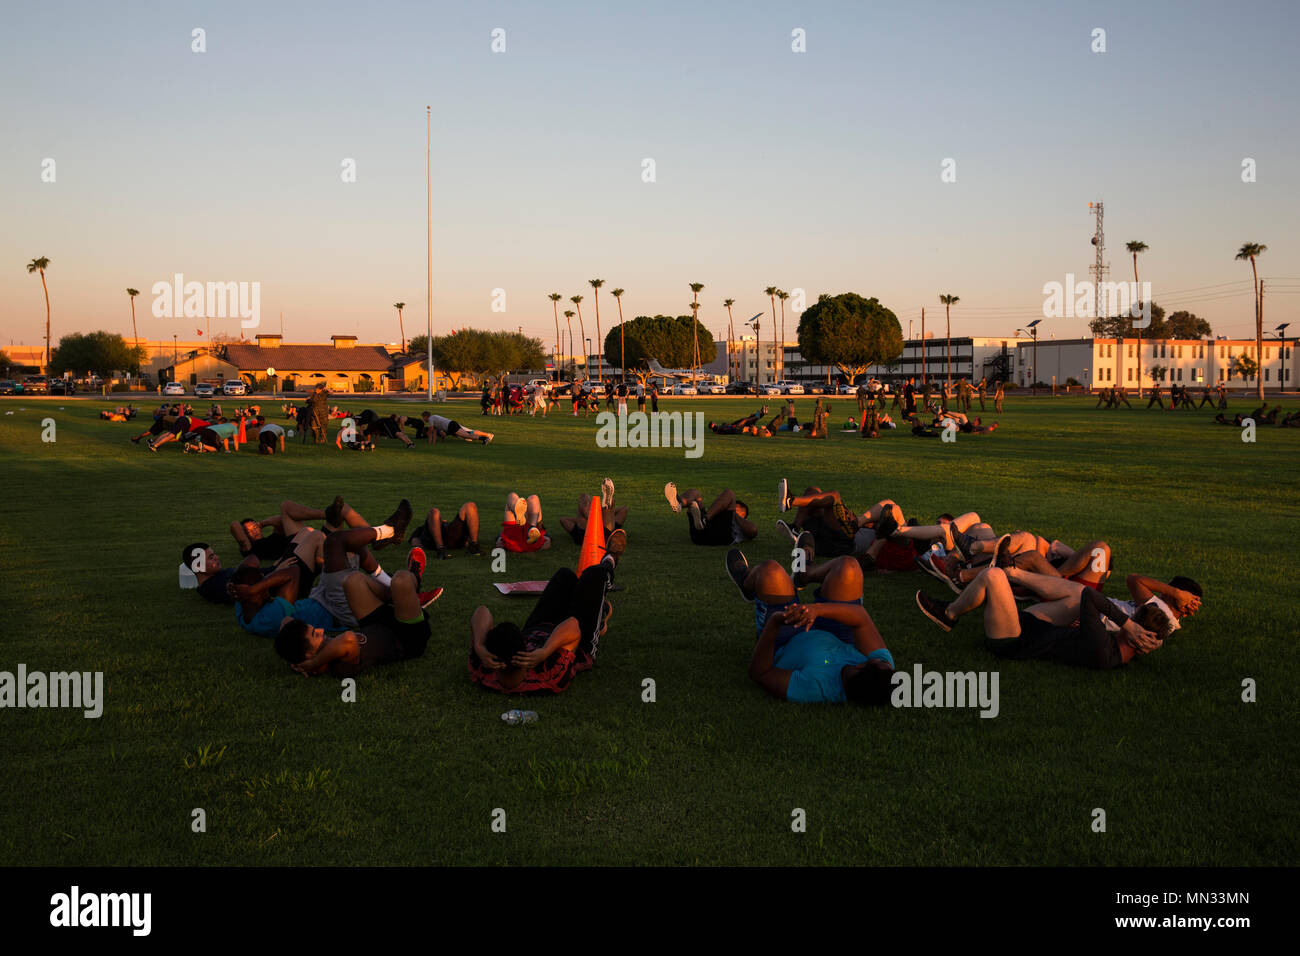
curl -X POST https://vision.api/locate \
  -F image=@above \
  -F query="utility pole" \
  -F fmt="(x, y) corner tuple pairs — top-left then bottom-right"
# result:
(426, 105), (434, 401)
(920, 308), (926, 383)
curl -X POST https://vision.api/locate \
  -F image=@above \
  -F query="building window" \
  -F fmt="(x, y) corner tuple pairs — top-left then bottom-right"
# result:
(1265, 369), (1270, 381)
(1220, 346), (1225, 359)
(1219, 368), (1225, 380)
(1127, 368), (1132, 381)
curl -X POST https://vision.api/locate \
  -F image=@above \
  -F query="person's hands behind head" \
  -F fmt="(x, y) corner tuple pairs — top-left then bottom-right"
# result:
(1121, 619), (1161, 654)
(1171, 590), (1201, 618)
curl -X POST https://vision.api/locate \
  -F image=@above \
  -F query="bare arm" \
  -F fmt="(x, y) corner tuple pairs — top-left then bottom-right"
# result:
(294, 632), (360, 676)
(512, 618), (578, 669)
(748, 610), (794, 700)
(470, 606), (505, 669)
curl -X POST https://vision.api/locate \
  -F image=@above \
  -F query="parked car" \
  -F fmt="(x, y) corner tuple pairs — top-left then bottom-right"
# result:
(705, 383), (726, 395)
(48, 379), (75, 395)
(670, 384), (698, 396)
(806, 384), (827, 394)
(838, 384), (857, 395)
(725, 381), (754, 395)
(774, 380), (805, 395)
(194, 383), (216, 398)
(0, 380), (16, 395)
(163, 382), (186, 396)
(222, 380), (248, 396)
(759, 384), (782, 396)
(23, 376), (49, 394)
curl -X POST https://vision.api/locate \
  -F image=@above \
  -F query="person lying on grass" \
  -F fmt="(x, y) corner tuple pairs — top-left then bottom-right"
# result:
(229, 499), (412, 637)
(557, 479), (626, 547)
(275, 550), (440, 677)
(468, 530), (625, 694)
(409, 500), (484, 559)
(913, 546), (1187, 669)
(496, 492), (552, 552)
(664, 482), (758, 546)
(725, 550), (896, 705)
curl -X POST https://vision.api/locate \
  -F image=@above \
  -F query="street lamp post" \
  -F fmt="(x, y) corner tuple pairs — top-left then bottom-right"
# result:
(1022, 320), (1041, 395)
(1275, 323), (1291, 394)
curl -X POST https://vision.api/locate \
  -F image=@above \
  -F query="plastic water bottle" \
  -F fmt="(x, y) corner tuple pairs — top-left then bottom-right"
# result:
(501, 710), (539, 725)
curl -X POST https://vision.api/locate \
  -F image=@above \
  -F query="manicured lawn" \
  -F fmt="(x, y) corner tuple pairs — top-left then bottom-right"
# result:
(1, 394), (1295, 866)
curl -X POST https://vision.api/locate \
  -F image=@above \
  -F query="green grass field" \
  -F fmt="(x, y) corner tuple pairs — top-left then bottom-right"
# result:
(1, 394), (1296, 866)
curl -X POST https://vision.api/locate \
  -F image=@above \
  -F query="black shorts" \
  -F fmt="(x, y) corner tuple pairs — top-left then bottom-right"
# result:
(444, 419), (462, 436)
(803, 514), (855, 558)
(985, 610), (1123, 670)
(441, 516), (468, 550)
(688, 512), (736, 546)
(198, 427), (222, 448)
(356, 605), (431, 665)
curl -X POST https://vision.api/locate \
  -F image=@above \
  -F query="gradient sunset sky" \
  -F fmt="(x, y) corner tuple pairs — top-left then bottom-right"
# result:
(2, 0), (1297, 351)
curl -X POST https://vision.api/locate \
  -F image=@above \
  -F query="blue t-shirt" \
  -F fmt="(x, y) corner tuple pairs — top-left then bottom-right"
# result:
(237, 596), (334, 638)
(775, 629), (876, 703)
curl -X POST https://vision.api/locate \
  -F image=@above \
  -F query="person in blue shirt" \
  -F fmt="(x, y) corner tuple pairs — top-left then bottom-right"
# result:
(726, 549), (896, 705)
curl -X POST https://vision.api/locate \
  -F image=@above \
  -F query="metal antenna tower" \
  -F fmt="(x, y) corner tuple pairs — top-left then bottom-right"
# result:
(1089, 201), (1108, 321)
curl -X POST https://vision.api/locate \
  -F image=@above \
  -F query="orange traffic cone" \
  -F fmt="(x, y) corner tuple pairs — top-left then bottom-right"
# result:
(577, 494), (606, 574)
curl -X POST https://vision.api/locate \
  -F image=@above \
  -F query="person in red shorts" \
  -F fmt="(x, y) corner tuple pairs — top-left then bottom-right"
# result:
(496, 492), (552, 552)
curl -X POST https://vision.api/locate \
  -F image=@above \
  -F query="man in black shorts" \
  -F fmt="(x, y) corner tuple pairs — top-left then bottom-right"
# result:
(914, 562), (1170, 669)
(663, 481), (758, 546)
(468, 536), (624, 694)
(409, 501), (483, 558)
(426, 412), (494, 444)
(558, 479), (626, 546)
(773, 479), (897, 559)
(274, 552), (433, 677)
(362, 412), (416, 448)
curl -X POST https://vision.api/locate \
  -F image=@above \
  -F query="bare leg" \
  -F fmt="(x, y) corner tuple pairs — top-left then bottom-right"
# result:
(946, 567), (1022, 639)
(746, 559), (797, 604)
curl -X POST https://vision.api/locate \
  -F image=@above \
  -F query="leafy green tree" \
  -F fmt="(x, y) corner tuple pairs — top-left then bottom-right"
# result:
(1231, 354), (1258, 381)
(606, 315), (716, 371)
(0, 349), (12, 373)
(1090, 301), (1166, 339)
(797, 293), (903, 382)
(939, 293), (959, 385)
(393, 302), (406, 352)
(48, 331), (145, 377)
(1162, 310), (1212, 339)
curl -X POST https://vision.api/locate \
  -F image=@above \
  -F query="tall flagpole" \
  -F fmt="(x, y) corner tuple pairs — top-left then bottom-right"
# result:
(426, 105), (434, 401)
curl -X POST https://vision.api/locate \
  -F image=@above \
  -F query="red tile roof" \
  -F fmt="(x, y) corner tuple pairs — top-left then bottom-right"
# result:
(223, 344), (394, 372)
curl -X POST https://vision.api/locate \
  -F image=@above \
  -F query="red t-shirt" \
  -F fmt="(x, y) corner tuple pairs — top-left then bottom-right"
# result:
(500, 520), (548, 552)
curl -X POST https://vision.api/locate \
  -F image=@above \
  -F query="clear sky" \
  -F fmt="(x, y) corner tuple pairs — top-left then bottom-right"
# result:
(2, 0), (1297, 352)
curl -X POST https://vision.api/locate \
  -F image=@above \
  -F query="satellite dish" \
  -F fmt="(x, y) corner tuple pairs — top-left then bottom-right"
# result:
(1091, 237), (1098, 245)
(266, 367), (277, 376)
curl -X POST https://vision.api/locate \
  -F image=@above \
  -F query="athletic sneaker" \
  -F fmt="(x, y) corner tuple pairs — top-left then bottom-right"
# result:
(480, 434), (493, 444)
(725, 547), (754, 602)
(795, 530), (816, 565)
(465, 540), (482, 556)
(375, 499), (413, 550)
(512, 497), (528, 526)
(419, 587), (444, 609)
(604, 527), (627, 564)
(687, 500), (705, 531)
(775, 518), (798, 542)
(874, 509), (900, 540)
(600, 477), (615, 510)
(917, 552), (962, 594)
(953, 531), (982, 562)
(407, 546), (427, 585)
(664, 482), (680, 513)
(915, 591), (956, 632)
(526, 526), (542, 545)
(436, 547), (450, 561)
(777, 478), (790, 512)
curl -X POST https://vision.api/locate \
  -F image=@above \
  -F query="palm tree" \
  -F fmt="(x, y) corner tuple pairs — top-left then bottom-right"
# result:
(777, 290), (790, 382)
(939, 294), (960, 386)
(393, 302), (407, 352)
(689, 282), (705, 381)
(564, 310), (576, 378)
(611, 288), (626, 380)
(723, 298), (736, 380)
(570, 296), (585, 374)
(548, 293), (563, 375)
(1236, 242), (1268, 401)
(588, 279), (605, 383)
(1125, 241), (1148, 394)
(27, 257), (51, 367)
(127, 288), (140, 354)
(764, 286), (778, 385)
(689, 301), (702, 383)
